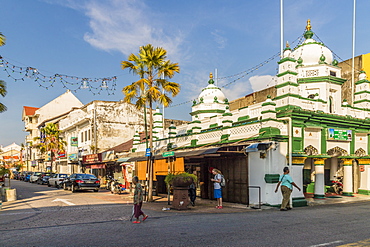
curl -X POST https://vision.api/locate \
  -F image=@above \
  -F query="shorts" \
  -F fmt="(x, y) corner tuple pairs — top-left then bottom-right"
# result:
(214, 189), (222, 198)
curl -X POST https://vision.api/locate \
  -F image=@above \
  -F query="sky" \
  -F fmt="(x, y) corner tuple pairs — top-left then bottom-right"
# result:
(1, 0), (370, 147)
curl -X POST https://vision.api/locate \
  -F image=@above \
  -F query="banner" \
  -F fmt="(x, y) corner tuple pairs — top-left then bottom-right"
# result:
(71, 137), (78, 147)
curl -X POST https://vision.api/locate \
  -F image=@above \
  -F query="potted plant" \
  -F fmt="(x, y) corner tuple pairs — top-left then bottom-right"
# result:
(165, 172), (197, 187)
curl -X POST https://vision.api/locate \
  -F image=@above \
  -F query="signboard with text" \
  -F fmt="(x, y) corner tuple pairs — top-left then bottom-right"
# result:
(83, 153), (102, 164)
(71, 137), (78, 147)
(328, 128), (352, 141)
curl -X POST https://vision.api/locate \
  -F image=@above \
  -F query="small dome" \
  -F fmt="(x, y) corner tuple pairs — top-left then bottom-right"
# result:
(359, 70), (367, 80)
(198, 73), (227, 103)
(292, 20), (333, 66)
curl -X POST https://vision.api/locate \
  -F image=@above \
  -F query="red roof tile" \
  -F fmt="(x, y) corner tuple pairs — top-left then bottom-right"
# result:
(23, 106), (39, 116)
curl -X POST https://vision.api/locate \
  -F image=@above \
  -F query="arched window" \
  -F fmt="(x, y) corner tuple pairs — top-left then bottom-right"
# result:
(329, 96), (333, 113)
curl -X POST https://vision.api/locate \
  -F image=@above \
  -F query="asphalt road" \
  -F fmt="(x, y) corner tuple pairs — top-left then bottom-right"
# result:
(1, 180), (370, 247)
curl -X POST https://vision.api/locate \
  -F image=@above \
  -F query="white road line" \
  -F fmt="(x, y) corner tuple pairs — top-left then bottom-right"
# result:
(310, 240), (344, 247)
(52, 198), (75, 205)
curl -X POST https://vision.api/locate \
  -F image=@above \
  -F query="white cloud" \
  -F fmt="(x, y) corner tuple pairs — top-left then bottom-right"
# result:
(58, 0), (186, 61)
(211, 29), (227, 49)
(249, 75), (276, 92)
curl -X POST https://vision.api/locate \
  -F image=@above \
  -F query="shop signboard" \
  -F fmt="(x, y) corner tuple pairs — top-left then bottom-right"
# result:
(83, 153), (102, 164)
(328, 128), (352, 141)
(68, 153), (78, 161)
(71, 137), (78, 147)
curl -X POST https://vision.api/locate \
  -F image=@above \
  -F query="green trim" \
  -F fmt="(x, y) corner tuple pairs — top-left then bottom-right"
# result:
(154, 113), (162, 116)
(264, 174), (280, 183)
(355, 79), (370, 85)
(238, 106), (249, 110)
(350, 130), (355, 154)
(220, 134), (229, 143)
(209, 123), (218, 128)
(222, 112), (233, 116)
(222, 120), (233, 123)
(261, 110), (277, 114)
(261, 101), (277, 106)
(292, 197), (308, 207)
(259, 127), (281, 138)
(314, 194), (325, 199)
(342, 192), (354, 197)
(354, 90), (370, 95)
(277, 70), (298, 77)
(275, 81), (299, 88)
(368, 135), (370, 155)
(153, 126), (163, 129)
(277, 57), (296, 64)
(168, 132), (177, 135)
(358, 189), (370, 195)
(131, 148), (137, 152)
(237, 115), (250, 122)
(201, 86), (221, 92)
(154, 121), (163, 123)
(192, 126), (201, 130)
(190, 109), (225, 116)
(321, 129), (327, 154)
(297, 76), (346, 86)
(354, 99), (370, 104)
(169, 126), (176, 129)
(191, 139), (197, 147)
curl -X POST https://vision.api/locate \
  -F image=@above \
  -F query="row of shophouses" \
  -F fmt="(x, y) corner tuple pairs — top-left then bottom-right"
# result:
(9, 22), (370, 207)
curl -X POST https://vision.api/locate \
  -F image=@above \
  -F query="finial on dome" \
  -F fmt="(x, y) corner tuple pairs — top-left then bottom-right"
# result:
(306, 19), (312, 31)
(208, 72), (215, 84)
(286, 41), (290, 48)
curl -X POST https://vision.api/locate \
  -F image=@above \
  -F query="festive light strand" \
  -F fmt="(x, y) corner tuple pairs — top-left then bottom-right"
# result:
(0, 55), (118, 95)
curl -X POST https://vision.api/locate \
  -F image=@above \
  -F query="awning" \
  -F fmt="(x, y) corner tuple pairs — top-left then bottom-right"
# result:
(245, 142), (273, 153)
(116, 157), (132, 163)
(125, 147), (220, 162)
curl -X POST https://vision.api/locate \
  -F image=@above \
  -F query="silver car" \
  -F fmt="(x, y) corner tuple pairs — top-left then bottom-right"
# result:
(48, 173), (69, 188)
(29, 172), (42, 183)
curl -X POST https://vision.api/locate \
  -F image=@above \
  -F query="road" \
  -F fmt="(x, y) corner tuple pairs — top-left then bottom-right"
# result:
(1, 180), (370, 247)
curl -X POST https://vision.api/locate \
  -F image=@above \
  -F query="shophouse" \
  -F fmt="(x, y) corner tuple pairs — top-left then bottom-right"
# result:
(126, 21), (370, 207)
(22, 90), (84, 171)
(0, 142), (21, 169)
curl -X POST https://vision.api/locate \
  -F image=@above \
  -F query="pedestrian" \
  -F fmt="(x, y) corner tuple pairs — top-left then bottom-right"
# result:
(274, 166), (301, 211)
(211, 168), (223, 209)
(132, 176), (148, 223)
(188, 181), (196, 206)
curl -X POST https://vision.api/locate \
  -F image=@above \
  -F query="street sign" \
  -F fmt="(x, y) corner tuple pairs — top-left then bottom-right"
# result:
(162, 151), (175, 157)
(145, 148), (151, 157)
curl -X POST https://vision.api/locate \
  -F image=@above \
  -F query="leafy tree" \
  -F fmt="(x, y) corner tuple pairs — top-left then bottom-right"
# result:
(0, 32), (7, 113)
(121, 44), (180, 201)
(33, 123), (66, 173)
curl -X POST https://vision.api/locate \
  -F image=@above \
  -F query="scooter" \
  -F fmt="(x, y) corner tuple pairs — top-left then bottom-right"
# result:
(111, 179), (124, 195)
(331, 176), (343, 195)
(106, 176), (114, 190)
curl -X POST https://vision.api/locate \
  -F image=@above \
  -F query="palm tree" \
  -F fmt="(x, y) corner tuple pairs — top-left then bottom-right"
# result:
(0, 80), (6, 113)
(0, 32), (5, 46)
(33, 123), (66, 173)
(121, 44), (180, 202)
(0, 32), (7, 113)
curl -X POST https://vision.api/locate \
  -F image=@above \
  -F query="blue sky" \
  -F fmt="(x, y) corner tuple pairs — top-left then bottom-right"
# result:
(1, 0), (369, 147)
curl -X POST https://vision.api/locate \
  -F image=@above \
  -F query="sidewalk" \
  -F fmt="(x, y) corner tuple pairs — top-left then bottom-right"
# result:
(103, 191), (370, 214)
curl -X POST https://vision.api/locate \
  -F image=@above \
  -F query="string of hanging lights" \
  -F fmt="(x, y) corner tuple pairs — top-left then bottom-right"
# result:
(0, 55), (118, 95)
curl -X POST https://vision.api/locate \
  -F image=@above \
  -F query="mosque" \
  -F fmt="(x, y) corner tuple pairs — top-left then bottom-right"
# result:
(126, 20), (370, 207)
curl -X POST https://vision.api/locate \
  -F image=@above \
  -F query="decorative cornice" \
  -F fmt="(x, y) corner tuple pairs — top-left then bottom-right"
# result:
(277, 70), (298, 77)
(298, 76), (346, 85)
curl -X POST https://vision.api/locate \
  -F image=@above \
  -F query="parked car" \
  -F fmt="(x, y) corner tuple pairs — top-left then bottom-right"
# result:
(12, 171), (20, 180)
(24, 172), (33, 182)
(37, 172), (54, 185)
(48, 173), (68, 188)
(62, 173), (100, 192)
(29, 172), (42, 183)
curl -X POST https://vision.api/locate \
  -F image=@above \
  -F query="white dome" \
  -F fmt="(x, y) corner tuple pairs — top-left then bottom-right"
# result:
(292, 38), (333, 66)
(198, 84), (226, 103)
(359, 71), (367, 80)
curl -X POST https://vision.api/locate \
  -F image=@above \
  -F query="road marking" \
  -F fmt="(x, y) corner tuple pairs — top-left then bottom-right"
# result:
(337, 238), (370, 246)
(52, 198), (75, 205)
(310, 240), (343, 247)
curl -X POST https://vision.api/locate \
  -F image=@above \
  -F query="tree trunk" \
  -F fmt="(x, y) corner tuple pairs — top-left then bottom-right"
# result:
(147, 103), (154, 202)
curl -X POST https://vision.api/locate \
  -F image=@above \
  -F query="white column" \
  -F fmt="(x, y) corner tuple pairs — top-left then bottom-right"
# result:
(314, 158), (326, 198)
(342, 158), (354, 196)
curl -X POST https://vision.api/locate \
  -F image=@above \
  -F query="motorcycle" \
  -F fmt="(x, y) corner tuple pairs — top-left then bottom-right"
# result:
(111, 179), (124, 195)
(106, 176), (114, 190)
(331, 176), (343, 195)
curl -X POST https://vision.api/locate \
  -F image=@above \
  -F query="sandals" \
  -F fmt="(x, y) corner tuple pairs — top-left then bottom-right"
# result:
(216, 206), (223, 209)
(143, 215), (149, 221)
(132, 221), (141, 224)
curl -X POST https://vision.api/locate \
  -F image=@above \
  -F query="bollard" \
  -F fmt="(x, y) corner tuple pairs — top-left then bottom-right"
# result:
(5, 188), (17, 202)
